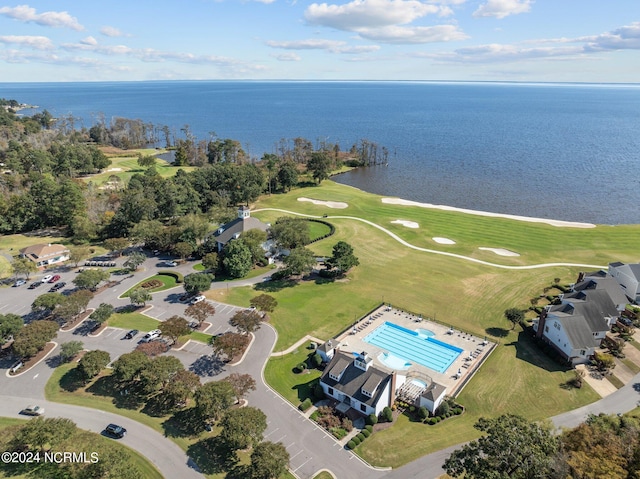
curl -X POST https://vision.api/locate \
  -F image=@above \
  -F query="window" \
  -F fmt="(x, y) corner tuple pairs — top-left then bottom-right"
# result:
(360, 404), (367, 412)
(580, 350), (586, 355)
(328, 387), (334, 396)
(545, 326), (549, 333)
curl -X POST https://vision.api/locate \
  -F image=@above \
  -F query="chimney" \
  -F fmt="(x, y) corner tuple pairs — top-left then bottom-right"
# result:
(577, 271), (585, 283)
(536, 309), (547, 338)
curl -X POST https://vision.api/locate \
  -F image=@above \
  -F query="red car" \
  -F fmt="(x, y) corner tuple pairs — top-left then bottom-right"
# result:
(48, 275), (61, 283)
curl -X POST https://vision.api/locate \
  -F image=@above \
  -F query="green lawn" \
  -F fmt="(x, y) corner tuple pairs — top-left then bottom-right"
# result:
(120, 273), (180, 297)
(308, 220), (333, 242)
(264, 342), (323, 406)
(210, 264), (276, 284)
(193, 263), (206, 271)
(107, 312), (160, 331)
(183, 331), (213, 344)
(312, 472), (334, 479)
(0, 414), (163, 479)
(84, 148), (197, 186)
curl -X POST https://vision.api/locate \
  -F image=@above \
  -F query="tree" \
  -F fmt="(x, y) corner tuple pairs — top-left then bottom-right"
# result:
(11, 417), (77, 452)
(32, 292), (66, 315)
(284, 247), (316, 276)
(230, 309), (263, 334)
(443, 415), (558, 479)
(112, 350), (150, 383)
(89, 303), (114, 324)
(210, 332), (250, 362)
(12, 257), (37, 278)
(12, 320), (58, 358)
(226, 373), (257, 404)
(173, 241), (194, 260)
(277, 160), (298, 192)
(504, 308), (525, 330)
(73, 269), (109, 290)
(123, 251), (147, 270)
(78, 350), (110, 381)
(163, 369), (201, 408)
(219, 407), (267, 450)
(250, 441), (290, 479)
(129, 287), (152, 307)
(137, 153), (157, 168)
(185, 301), (216, 326)
(59, 340), (83, 362)
(250, 294), (278, 313)
(269, 217), (309, 249)
(139, 355), (184, 394)
(158, 315), (190, 344)
(103, 237), (129, 256)
(194, 380), (235, 423)
(222, 240), (252, 278)
(183, 272), (213, 295)
(68, 245), (91, 267)
(136, 340), (168, 357)
(594, 351), (616, 372)
(327, 241), (359, 275)
(240, 229), (268, 265)
(306, 151), (331, 183)
(0, 313), (23, 345)
(55, 289), (93, 323)
(201, 252), (219, 271)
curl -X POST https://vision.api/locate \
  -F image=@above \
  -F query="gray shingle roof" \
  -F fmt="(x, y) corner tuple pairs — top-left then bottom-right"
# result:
(214, 217), (269, 246)
(576, 275), (628, 308)
(321, 351), (392, 408)
(556, 315), (600, 350)
(422, 382), (446, 402)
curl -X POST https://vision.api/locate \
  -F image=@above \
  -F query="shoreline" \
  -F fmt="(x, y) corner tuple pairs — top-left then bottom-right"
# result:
(381, 197), (596, 228)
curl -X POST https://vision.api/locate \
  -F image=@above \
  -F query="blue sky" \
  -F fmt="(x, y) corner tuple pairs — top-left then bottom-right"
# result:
(0, 1), (639, 82)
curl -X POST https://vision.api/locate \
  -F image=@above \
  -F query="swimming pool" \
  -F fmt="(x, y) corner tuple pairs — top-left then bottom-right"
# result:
(364, 322), (462, 374)
(378, 352), (412, 370)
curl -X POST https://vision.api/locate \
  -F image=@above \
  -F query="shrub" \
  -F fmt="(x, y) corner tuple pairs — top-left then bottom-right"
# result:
(352, 436), (361, 446)
(409, 405), (416, 413)
(365, 425), (373, 433)
(438, 416), (445, 421)
(362, 429), (371, 438)
(435, 417), (441, 423)
(381, 406), (393, 423)
(341, 417), (353, 432)
(356, 433), (365, 442)
(436, 401), (450, 417)
(347, 440), (356, 450)
(141, 280), (163, 289)
(293, 362), (306, 373)
(299, 398), (312, 411)
(310, 352), (323, 368)
(366, 414), (378, 426)
(331, 427), (347, 439)
(313, 382), (325, 400)
(454, 408), (463, 415)
(418, 406), (429, 420)
(428, 418), (437, 425)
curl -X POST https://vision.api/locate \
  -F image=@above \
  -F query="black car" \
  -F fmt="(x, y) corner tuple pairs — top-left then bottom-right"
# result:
(123, 329), (139, 339)
(49, 281), (66, 292)
(28, 281), (41, 289)
(104, 424), (126, 439)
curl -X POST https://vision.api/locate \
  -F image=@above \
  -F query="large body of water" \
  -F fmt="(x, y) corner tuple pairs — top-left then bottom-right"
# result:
(2, 81), (639, 224)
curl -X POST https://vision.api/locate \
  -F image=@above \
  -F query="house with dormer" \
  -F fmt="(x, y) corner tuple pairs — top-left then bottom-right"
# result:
(212, 206), (270, 252)
(533, 275), (624, 364)
(609, 262), (640, 304)
(319, 350), (395, 417)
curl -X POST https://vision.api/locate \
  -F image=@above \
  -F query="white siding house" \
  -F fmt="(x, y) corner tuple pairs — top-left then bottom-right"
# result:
(609, 262), (640, 303)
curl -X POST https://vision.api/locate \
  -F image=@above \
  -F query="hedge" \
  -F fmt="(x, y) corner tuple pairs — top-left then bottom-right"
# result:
(366, 414), (378, 425)
(362, 429), (371, 438)
(305, 219), (336, 245)
(347, 440), (356, 450)
(157, 270), (184, 283)
(356, 433), (365, 442)
(299, 398), (312, 411)
(352, 436), (361, 446)
(365, 425), (373, 433)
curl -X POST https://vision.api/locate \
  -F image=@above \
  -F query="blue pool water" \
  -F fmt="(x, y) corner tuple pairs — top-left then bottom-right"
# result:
(378, 352), (412, 370)
(364, 322), (462, 374)
(416, 329), (435, 338)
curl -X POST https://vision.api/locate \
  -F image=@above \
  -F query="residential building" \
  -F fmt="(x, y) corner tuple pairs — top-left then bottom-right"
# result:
(19, 243), (70, 267)
(609, 262), (640, 303)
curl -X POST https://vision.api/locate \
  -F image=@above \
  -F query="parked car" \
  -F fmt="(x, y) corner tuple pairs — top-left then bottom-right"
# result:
(21, 405), (45, 416)
(13, 279), (26, 287)
(139, 329), (162, 343)
(104, 424), (126, 439)
(49, 281), (66, 292)
(28, 282), (41, 289)
(190, 295), (205, 305)
(178, 293), (192, 303)
(163, 261), (178, 267)
(41, 275), (53, 283)
(123, 329), (139, 339)
(48, 274), (61, 283)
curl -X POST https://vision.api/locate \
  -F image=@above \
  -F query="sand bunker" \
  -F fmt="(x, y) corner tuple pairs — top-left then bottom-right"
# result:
(297, 197), (348, 209)
(106, 167), (123, 172)
(433, 237), (456, 245)
(479, 247), (520, 257)
(391, 220), (419, 229)
(381, 198), (595, 228)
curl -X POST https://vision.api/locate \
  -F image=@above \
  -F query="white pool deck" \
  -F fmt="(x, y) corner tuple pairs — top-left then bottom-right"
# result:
(335, 305), (495, 396)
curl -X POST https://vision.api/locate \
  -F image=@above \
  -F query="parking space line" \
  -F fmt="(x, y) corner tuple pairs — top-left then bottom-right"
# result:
(292, 458), (312, 472)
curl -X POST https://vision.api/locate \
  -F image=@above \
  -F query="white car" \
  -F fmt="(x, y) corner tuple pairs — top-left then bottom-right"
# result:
(41, 275), (53, 283)
(190, 295), (206, 305)
(140, 329), (162, 343)
(163, 261), (178, 267)
(21, 405), (45, 416)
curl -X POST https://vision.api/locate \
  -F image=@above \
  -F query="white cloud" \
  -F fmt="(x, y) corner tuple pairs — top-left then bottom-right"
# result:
(305, 0), (442, 30)
(100, 26), (128, 37)
(0, 4), (83, 30)
(0, 35), (54, 50)
(273, 52), (301, 61)
(580, 22), (640, 51)
(80, 36), (98, 46)
(358, 24), (468, 43)
(266, 38), (380, 53)
(473, 0), (532, 19)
